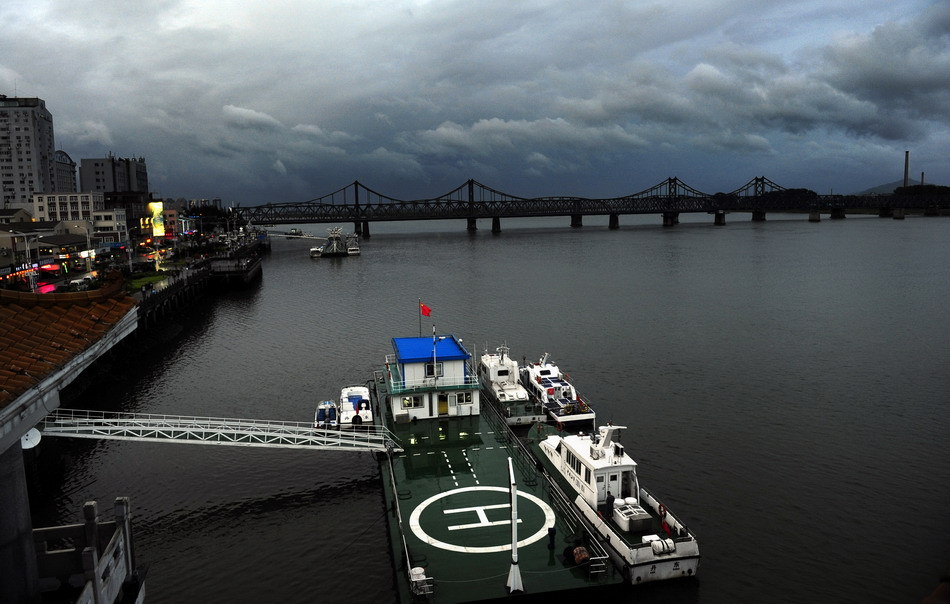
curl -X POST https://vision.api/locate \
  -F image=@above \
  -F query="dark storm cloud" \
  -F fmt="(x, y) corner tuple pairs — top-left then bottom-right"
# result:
(0, 0), (945, 201)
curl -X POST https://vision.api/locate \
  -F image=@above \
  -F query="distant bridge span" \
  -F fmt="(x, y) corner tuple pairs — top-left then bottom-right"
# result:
(233, 177), (946, 233)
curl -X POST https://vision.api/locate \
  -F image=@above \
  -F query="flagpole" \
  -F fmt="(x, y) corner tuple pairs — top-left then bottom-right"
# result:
(418, 298), (422, 337)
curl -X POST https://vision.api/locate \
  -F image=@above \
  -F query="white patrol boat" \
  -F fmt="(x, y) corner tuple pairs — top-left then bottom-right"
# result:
(477, 345), (546, 427)
(338, 384), (373, 427)
(520, 353), (595, 426)
(533, 423), (700, 584)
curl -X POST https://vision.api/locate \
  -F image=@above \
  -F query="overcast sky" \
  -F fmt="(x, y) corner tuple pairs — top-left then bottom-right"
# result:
(2, 0), (948, 203)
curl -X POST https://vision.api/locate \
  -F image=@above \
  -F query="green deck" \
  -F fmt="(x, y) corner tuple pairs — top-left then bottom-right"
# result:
(374, 383), (623, 602)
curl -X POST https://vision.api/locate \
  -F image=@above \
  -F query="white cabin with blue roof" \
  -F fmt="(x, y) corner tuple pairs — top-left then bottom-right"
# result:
(385, 335), (481, 422)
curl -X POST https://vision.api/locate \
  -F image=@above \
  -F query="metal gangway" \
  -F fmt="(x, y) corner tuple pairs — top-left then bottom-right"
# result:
(37, 409), (402, 453)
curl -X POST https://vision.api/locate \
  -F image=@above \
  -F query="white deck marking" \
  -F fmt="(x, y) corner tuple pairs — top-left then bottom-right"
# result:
(408, 486), (556, 554)
(445, 504), (524, 531)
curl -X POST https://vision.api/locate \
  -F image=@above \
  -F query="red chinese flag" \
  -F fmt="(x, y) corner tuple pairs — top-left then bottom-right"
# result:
(420, 302), (432, 317)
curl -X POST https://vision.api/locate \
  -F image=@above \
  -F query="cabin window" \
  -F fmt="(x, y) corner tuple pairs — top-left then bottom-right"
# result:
(457, 392), (473, 405)
(425, 362), (443, 378)
(584, 467), (591, 482)
(540, 370), (551, 376)
(497, 369), (509, 377)
(402, 396), (423, 409)
(565, 450), (582, 476)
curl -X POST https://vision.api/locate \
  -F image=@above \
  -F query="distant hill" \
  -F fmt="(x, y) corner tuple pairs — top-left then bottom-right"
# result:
(855, 179), (943, 195)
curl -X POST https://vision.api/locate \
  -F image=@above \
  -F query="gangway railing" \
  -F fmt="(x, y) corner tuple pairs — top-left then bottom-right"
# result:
(39, 409), (402, 453)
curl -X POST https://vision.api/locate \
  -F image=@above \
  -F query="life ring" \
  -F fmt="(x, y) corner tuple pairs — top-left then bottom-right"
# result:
(658, 504), (667, 518)
(556, 422), (565, 432)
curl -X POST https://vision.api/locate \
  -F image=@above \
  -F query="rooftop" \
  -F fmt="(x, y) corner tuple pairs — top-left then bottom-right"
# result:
(0, 277), (137, 411)
(392, 335), (470, 363)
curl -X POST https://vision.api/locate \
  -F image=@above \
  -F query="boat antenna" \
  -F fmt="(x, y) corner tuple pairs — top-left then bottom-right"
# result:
(506, 457), (524, 593)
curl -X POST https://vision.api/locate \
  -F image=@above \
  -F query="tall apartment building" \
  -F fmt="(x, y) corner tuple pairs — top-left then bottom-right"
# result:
(79, 154), (148, 193)
(0, 95), (56, 210)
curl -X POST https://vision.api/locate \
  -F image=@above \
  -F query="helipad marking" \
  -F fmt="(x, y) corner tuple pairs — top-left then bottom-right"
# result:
(445, 504), (523, 531)
(409, 486), (556, 554)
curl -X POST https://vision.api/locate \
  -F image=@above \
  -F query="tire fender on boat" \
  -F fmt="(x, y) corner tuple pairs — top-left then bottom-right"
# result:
(556, 422), (565, 432)
(658, 503), (667, 518)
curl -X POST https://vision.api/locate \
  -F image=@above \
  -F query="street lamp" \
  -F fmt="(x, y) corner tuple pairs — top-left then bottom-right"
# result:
(72, 222), (94, 273)
(8, 230), (37, 292)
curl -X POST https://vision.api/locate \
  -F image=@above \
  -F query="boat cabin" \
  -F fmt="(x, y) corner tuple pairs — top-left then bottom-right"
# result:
(386, 335), (480, 422)
(543, 425), (640, 510)
(478, 347), (521, 388)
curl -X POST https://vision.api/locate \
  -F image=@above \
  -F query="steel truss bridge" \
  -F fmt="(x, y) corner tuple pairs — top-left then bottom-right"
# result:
(233, 177), (947, 229)
(38, 408), (402, 453)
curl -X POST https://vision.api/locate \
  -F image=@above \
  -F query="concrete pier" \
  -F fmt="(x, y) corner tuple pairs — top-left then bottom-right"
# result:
(752, 210), (767, 222)
(570, 214), (583, 227)
(492, 217), (501, 233)
(0, 443), (39, 603)
(808, 210), (821, 222)
(467, 218), (477, 231)
(662, 212), (679, 227)
(714, 210), (727, 226)
(608, 214), (619, 229)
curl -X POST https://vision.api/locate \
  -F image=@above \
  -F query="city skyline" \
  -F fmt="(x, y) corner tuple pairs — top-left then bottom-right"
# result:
(2, 0), (948, 204)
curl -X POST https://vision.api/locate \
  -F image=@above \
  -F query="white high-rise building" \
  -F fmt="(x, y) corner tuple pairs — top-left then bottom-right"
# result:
(0, 95), (56, 210)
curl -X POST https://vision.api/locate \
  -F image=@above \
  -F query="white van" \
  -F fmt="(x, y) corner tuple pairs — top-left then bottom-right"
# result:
(69, 276), (95, 290)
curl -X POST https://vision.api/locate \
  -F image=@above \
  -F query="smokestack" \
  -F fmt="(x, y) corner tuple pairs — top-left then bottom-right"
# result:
(903, 151), (909, 188)
(921, 172), (925, 185)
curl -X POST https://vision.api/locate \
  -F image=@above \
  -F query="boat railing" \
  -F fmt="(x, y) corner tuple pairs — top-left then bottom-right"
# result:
(481, 404), (612, 577)
(381, 439), (435, 597)
(383, 359), (480, 394)
(638, 487), (697, 542)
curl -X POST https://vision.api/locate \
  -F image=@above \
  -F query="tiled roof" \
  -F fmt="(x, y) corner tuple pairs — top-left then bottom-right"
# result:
(0, 277), (137, 411)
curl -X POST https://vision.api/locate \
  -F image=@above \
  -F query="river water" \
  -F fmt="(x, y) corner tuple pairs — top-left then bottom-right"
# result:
(27, 213), (950, 603)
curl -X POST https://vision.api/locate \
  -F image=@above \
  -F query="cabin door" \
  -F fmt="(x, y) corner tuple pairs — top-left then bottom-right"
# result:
(608, 472), (620, 499)
(438, 393), (449, 415)
(596, 475), (607, 502)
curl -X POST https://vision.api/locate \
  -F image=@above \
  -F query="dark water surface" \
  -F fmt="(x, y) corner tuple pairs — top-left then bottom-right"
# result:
(29, 214), (950, 603)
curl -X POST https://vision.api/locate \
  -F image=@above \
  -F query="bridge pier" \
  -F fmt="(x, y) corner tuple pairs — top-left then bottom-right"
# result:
(492, 217), (501, 233)
(608, 214), (619, 230)
(714, 210), (727, 226)
(361, 221), (371, 238)
(878, 207), (894, 218)
(662, 212), (679, 227)
(0, 443), (40, 603)
(752, 210), (767, 222)
(570, 214), (583, 228)
(893, 208), (905, 220)
(808, 210), (821, 222)
(354, 221), (362, 236)
(467, 218), (477, 231)
(830, 208), (846, 219)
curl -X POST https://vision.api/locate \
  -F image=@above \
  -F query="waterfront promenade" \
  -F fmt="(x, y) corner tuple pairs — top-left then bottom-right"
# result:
(0, 236), (264, 602)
